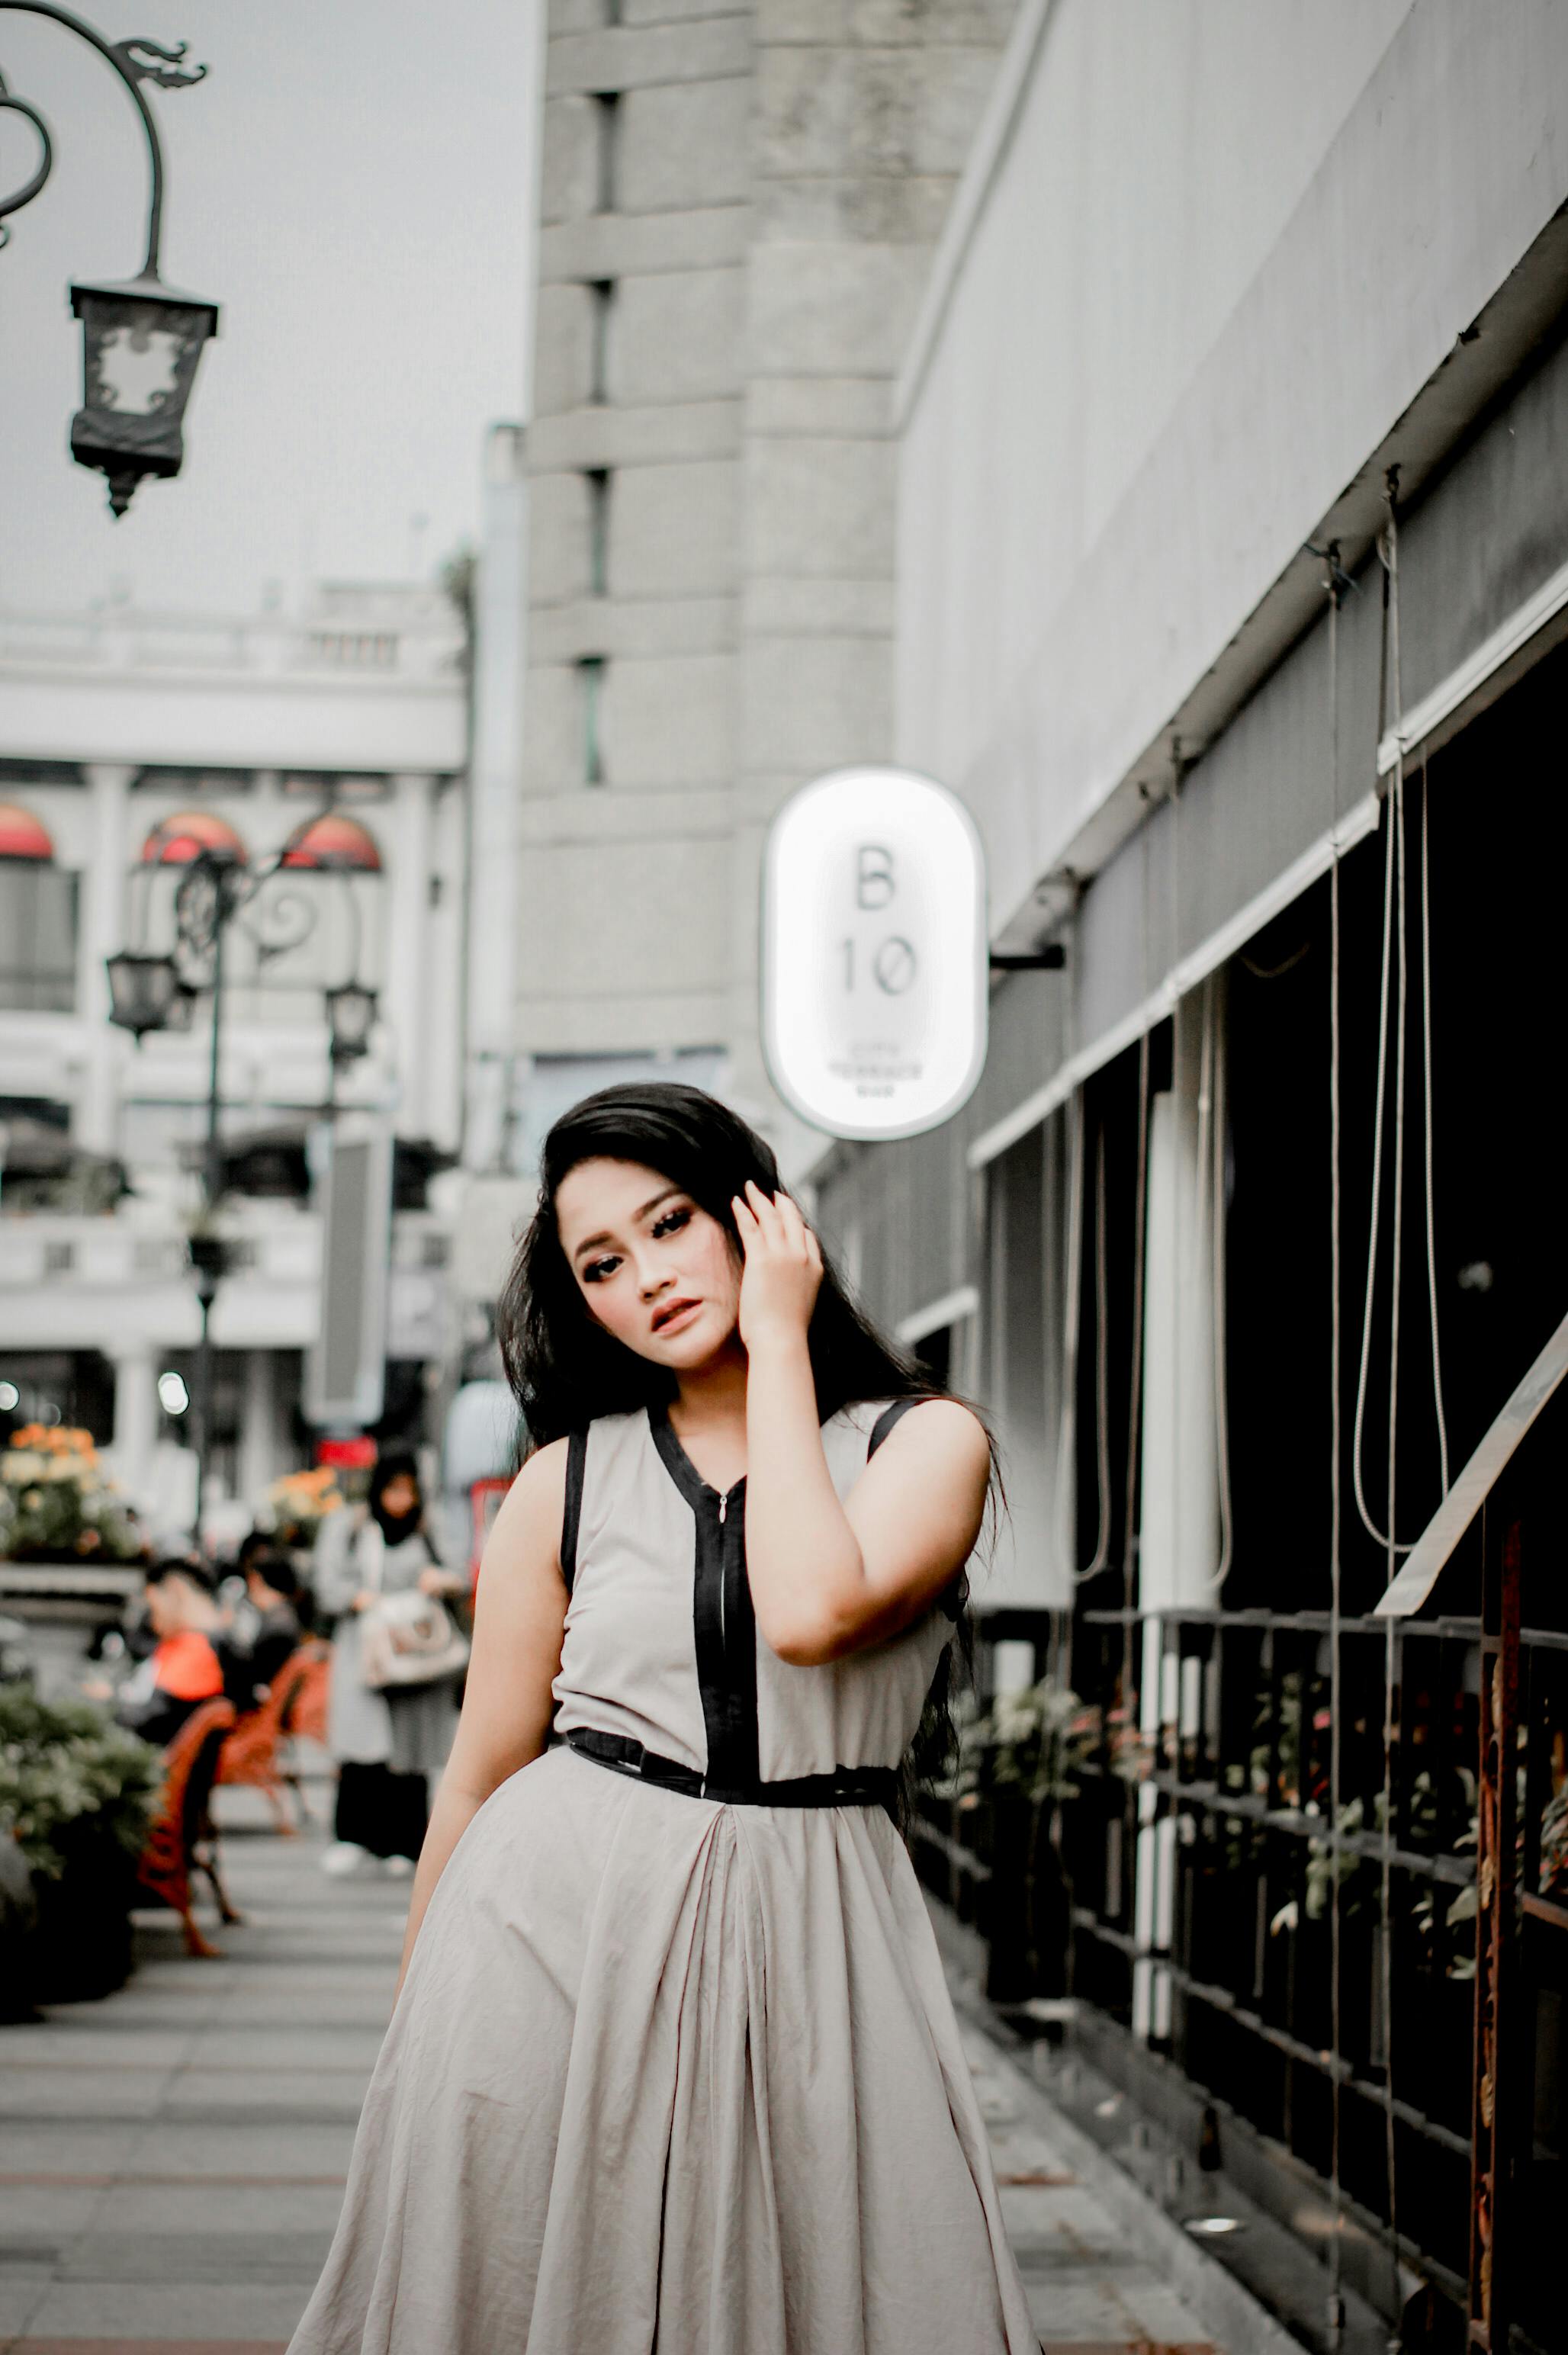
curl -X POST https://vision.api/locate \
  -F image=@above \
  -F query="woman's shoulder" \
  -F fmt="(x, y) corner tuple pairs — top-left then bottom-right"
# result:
(841, 1393), (989, 1463)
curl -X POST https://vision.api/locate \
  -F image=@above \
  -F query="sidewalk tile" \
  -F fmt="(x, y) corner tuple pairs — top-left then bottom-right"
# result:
(93, 2180), (346, 2235)
(121, 2122), (357, 2179)
(19, 2282), (313, 2338)
(0, 2068), (176, 2121)
(53, 2228), (330, 2283)
(11, 2342), (289, 2354)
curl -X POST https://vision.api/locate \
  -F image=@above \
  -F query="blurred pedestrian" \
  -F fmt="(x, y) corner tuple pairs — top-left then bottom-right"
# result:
(246, 1548), (309, 1682)
(289, 1084), (1035, 2354)
(214, 1546), (308, 1711)
(316, 1450), (465, 1877)
(85, 1560), (224, 1748)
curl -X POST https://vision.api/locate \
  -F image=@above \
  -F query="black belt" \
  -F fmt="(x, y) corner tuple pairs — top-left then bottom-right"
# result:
(565, 1727), (898, 1817)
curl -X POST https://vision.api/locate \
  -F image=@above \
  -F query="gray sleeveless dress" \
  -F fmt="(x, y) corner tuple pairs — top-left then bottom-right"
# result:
(288, 1399), (1037, 2355)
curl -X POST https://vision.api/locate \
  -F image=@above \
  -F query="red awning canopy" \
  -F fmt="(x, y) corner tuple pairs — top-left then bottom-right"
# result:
(142, 809), (248, 866)
(0, 800), (54, 863)
(281, 813), (383, 873)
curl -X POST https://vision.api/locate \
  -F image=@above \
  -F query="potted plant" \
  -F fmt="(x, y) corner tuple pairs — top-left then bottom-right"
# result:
(265, 1464), (344, 1552)
(0, 1684), (162, 2005)
(951, 1680), (1097, 2005)
(0, 1425), (143, 1565)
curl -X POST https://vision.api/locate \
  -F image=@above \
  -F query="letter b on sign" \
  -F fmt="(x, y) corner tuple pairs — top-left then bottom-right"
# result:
(762, 766), (988, 1142)
(856, 844), (895, 910)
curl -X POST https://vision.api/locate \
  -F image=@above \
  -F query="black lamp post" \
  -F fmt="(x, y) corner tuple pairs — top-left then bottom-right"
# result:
(0, 5), (219, 516)
(106, 815), (380, 1537)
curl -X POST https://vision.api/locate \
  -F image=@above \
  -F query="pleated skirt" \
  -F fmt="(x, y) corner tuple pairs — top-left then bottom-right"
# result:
(288, 1744), (1037, 2355)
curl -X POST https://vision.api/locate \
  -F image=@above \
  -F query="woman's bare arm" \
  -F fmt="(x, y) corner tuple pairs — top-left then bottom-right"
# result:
(394, 1439), (569, 1993)
(734, 1184), (989, 1667)
(746, 1341), (988, 1665)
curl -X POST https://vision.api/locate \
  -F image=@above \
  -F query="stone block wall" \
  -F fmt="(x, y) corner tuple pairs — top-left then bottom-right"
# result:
(519, 0), (1015, 1116)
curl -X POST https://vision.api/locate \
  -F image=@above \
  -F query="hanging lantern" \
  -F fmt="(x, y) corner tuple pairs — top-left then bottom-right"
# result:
(104, 948), (181, 1037)
(69, 270), (219, 519)
(326, 982), (379, 1065)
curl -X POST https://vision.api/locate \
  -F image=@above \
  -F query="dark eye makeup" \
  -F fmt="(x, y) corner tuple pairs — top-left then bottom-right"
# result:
(580, 1202), (693, 1284)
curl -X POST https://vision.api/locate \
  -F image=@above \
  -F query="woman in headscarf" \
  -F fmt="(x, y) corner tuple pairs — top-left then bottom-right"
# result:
(316, 1450), (465, 1877)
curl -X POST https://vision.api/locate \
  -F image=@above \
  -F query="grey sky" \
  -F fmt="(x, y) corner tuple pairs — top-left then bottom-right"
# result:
(0, 0), (537, 615)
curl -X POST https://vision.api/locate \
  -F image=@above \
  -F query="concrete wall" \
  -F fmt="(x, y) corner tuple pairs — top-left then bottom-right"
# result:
(894, 0), (1568, 943)
(519, 0), (1014, 1133)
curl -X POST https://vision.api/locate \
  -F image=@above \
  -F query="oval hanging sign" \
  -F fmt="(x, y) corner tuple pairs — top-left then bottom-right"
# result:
(761, 766), (988, 1142)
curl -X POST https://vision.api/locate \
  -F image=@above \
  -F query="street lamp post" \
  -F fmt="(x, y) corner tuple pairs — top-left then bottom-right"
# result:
(0, 2), (219, 516)
(106, 816), (380, 1540)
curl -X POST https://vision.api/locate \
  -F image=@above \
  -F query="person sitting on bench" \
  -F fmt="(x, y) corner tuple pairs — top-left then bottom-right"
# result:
(95, 1560), (227, 1748)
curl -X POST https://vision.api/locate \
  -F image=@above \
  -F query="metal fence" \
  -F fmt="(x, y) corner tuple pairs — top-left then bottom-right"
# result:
(912, 1399), (1566, 2352)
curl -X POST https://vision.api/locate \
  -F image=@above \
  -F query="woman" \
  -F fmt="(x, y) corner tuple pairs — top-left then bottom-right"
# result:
(317, 1450), (464, 1877)
(290, 1084), (1036, 2353)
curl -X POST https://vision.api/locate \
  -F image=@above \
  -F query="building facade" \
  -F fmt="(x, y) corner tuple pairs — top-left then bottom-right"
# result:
(805, 5), (1568, 2344)
(516, 0), (1015, 1149)
(0, 583), (469, 1521)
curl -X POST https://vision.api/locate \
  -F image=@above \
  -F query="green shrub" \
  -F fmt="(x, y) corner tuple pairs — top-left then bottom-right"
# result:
(0, 1684), (162, 1881)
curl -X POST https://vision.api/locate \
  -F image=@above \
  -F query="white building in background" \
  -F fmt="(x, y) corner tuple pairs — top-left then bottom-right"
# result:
(0, 578), (473, 1518)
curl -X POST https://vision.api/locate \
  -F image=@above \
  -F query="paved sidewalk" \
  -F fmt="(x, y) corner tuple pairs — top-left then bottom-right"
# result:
(2, 1790), (1221, 2353)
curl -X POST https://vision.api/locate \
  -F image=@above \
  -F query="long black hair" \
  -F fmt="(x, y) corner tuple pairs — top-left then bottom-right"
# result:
(498, 1081), (941, 1446)
(495, 1081), (981, 1798)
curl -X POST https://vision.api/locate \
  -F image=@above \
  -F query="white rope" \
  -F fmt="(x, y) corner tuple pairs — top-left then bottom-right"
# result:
(1351, 710), (1405, 1551)
(1072, 1121), (1113, 1584)
(1204, 975), (1235, 1589)
(1352, 498), (1450, 1555)
(1419, 756), (1450, 1499)
(1056, 1084), (1084, 1592)
(1125, 1036), (1151, 1618)
(1325, 551), (1347, 2331)
(1379, 480), (1407, 2320)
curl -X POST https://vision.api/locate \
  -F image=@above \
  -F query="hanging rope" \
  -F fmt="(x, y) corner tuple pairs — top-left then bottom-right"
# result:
(1419, 748), (1450, 1498)
(1056, 1084), (1084, 1591)
(1351, 667), (1405, 1551)
(1324, 542), (1347, 2337)
(1068, 1113), (1114, 1587)
(1352, 484), (1451, 1555)
(1123, 825), (1153, 1634)
(1380, 474), (1407, 2323)
(1204, 975), (1235, 1589)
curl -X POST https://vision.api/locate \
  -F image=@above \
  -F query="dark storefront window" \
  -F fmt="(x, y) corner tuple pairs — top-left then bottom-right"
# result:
(1054, 647), (1568, 2347)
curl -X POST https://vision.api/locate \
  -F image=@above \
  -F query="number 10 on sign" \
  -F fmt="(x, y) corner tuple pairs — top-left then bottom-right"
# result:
(762, 766), (988, 1142)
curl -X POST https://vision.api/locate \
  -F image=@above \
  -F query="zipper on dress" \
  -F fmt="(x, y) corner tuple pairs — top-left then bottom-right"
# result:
(717, 1491), (728, 1644)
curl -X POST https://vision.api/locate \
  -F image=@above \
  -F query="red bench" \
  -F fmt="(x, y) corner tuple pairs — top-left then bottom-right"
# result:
(217, 1640), (332, 1833)
(135, 1695), (241, 1958)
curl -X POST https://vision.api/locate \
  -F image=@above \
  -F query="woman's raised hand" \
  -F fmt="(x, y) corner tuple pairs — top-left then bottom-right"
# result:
(731, 1179), (823, 1352)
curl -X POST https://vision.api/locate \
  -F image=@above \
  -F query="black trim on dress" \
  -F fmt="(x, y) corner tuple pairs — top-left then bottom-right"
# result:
(565, 1726), (897, 1817)
(561, 1429), (588, 1596)
(647, 1406), (757, 1790)
(868, 1396), (923, 1457)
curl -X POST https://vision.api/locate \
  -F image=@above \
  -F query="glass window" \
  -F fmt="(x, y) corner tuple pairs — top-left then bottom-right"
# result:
(0, 867), (78, 1012)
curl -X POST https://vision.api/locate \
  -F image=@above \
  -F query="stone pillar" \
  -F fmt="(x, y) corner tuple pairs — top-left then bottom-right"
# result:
(386, 772), (436, 1137)
(424, 786), (466, 1155)
(465, 424), (527, 1172)
(108, 1343), (158, 1509)
(236, 1349), (283, 1513)
(1133, 979), (1224, 2040)
(76, 763), (136, 1154)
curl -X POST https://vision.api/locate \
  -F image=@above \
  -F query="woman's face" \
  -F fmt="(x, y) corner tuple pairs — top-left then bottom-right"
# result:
(378, 1471), (419, 1521)
(554, 1156), (741, 1370)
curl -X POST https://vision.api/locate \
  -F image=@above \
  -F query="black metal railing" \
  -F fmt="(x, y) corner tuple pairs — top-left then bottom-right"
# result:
(912, 1400), (1566, 2350)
